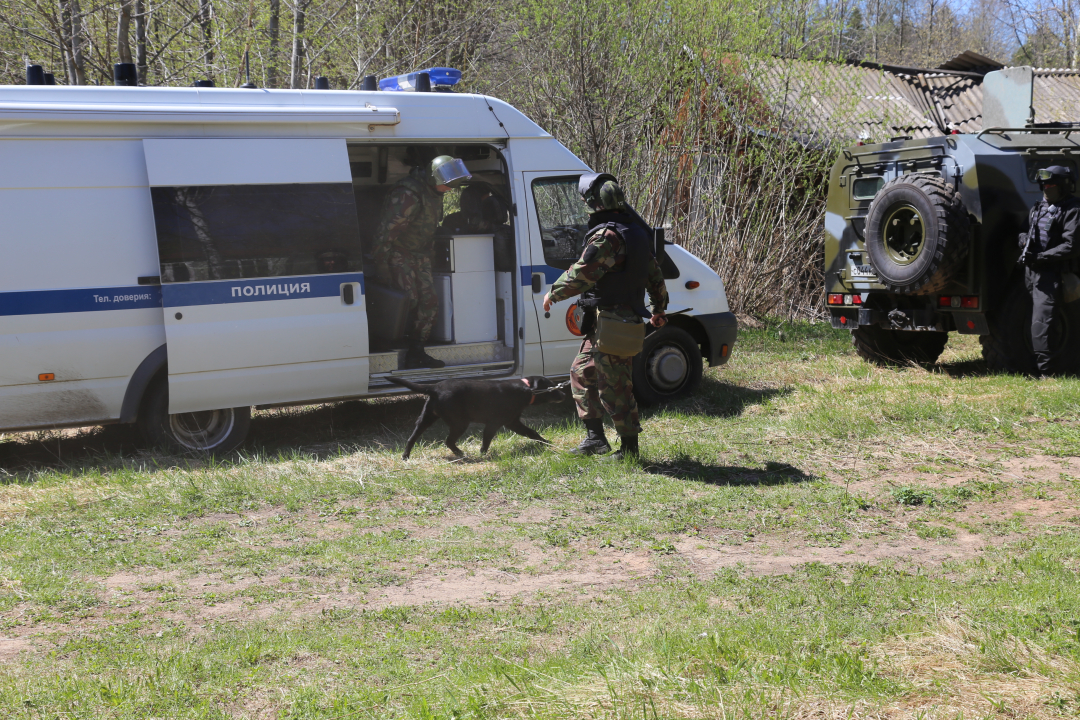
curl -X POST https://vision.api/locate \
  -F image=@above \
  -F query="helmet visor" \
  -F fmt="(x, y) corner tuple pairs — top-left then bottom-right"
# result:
(1037, 168), (1057, 182)
(432, 158), (472, 188)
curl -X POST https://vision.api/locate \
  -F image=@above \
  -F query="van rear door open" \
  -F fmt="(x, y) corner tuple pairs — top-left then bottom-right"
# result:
(143, 138), (368, 414)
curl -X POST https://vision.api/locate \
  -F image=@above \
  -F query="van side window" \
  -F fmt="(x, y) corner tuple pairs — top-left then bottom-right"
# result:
(151, 183), (363, 282)
(532, 176), (590, 270)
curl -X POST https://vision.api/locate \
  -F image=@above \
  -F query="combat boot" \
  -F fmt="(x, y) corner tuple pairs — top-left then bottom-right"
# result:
(569, 418), (611, 455)
(603, 434), (639, 461)
(403, 344), (445, 369)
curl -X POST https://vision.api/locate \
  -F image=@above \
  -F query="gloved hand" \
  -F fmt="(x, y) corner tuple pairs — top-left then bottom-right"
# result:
(1031, 254), (1053, 270)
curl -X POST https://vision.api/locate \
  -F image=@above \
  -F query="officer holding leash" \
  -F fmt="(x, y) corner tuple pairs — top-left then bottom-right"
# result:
(1018, 165), (1080, 377)
(543, 173), (668, 459)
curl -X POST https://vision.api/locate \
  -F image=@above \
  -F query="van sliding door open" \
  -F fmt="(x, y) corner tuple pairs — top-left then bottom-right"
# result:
(144, 138), (368, 414)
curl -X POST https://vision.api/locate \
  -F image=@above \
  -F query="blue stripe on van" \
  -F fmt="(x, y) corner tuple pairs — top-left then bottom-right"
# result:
(520, 265), (564, 285)
(162, 272), (365, 308)
(0, 286), (162, 316)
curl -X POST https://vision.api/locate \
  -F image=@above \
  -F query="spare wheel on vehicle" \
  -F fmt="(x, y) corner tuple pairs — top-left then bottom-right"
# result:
(863, 174), (970, 294)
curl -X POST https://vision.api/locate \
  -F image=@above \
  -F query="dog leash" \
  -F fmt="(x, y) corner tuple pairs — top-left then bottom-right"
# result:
(522, 378), (572, 404)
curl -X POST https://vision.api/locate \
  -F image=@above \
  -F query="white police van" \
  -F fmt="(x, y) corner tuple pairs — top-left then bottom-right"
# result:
(0, 67), (737, 452)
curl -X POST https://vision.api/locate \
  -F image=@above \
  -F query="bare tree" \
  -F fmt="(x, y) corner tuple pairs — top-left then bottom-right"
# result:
(134, 0), (147, 82)
(289, 0), (306, 88)
(117, 0), (132, 64)
(267, 0), (280, 87)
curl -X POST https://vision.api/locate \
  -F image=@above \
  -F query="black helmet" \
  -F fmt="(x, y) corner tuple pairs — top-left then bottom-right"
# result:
(578, 172), (627, 212)
(1037, 165), (1074, 184)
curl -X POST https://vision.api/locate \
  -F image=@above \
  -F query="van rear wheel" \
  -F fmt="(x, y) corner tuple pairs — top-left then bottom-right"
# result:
(138, 378), (251, 453)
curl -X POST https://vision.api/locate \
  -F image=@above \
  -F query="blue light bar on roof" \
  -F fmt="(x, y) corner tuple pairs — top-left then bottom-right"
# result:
(378, 67), (461, 91)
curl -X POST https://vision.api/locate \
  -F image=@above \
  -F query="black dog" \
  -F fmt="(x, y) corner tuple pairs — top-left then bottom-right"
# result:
(386, 376), (567, 459)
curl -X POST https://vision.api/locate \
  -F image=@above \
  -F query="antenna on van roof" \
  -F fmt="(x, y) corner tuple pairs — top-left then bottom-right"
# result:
(241, 51), (257, 89)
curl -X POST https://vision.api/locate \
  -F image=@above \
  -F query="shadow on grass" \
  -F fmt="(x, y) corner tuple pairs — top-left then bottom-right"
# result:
(644, 458), (813, 486)
(0, 375), (786, 478)
(677, 376), (792, 417)
(936, 356), (993, 378)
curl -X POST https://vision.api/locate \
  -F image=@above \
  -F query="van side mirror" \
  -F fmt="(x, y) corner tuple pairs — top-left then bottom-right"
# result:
(654, 228), (680, 280)
(654, 227), (667, 264)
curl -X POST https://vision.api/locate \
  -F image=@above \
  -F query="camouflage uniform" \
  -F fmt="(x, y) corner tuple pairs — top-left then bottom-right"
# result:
(373, 168), (443, 342)
(548, 226), (668, 436)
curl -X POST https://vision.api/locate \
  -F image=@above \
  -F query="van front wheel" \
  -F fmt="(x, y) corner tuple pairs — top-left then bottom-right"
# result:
(138, 378), (251, 453)
(632, 326), (703, 406)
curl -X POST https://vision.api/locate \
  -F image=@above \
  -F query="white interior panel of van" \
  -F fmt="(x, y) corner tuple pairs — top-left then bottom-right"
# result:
(143, 138), (368, 414)
(143, 138), (351, 186)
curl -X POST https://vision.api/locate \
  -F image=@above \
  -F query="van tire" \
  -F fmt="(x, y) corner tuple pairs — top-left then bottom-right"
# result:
(138, 378), (251, 453)
(633, 326), (703, 406)
(852, 325), (948, 365)
(864, 174), (969, 294)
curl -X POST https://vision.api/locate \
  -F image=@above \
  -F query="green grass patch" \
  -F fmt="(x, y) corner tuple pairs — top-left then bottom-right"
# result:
(0, 325), (1078, 717)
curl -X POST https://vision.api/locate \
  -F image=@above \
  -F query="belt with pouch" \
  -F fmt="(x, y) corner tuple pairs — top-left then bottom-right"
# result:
(593, 310), (645, 357)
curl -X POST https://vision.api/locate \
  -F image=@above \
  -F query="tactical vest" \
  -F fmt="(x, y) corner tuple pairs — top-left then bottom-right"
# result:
(383, 169), (443, 255)
(1029, 196), (1080, 271)
(1031, 202), (1060, 253)
(579, 212), (651, 317)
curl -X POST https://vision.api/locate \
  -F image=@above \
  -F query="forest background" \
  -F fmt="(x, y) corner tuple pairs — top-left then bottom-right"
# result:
(0, 0), (1074, 317)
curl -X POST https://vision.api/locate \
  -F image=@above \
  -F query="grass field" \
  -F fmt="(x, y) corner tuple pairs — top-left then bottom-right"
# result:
(1, 323), (1079, 719)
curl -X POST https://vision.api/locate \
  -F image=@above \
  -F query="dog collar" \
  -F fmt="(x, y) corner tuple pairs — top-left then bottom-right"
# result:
(521, 378), (535, 404)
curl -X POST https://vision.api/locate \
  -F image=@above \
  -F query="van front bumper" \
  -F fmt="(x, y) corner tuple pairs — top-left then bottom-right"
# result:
(696, 311), (738, 366)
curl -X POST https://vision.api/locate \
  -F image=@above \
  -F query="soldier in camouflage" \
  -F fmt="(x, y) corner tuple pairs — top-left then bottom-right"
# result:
(1019, 165), (1080, 377)
(373, 153), (472, 369)
(543, 173), (668, 459)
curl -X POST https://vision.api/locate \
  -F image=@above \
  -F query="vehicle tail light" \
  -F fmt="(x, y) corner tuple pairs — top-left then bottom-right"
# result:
(940, 295), (978, 309)
(827, 294), (844, 305)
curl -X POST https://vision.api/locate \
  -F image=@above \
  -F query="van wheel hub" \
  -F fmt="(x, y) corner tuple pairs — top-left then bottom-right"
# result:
(169, 409), (237, 450)
(647, 346), (688, 390)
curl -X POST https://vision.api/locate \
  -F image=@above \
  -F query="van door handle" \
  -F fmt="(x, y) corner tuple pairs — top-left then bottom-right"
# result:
(531, 273), (543, 294)
(341, 283), (354, 305)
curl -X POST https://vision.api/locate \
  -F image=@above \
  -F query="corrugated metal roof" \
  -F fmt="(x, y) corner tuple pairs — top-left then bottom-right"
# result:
(936, 51), (1003, 73)
(742, 56), (1080, 143)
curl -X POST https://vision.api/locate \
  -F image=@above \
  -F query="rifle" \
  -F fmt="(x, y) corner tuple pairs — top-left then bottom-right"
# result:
(1018, 231), (1034, 267)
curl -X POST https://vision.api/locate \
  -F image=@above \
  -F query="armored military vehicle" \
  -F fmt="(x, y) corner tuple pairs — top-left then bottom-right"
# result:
(824, 66), (1080, 374)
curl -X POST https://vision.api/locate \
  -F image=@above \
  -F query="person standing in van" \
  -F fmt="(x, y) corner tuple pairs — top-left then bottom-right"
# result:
(542, 174), (668, 459)
(373, 153), (472, 369)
